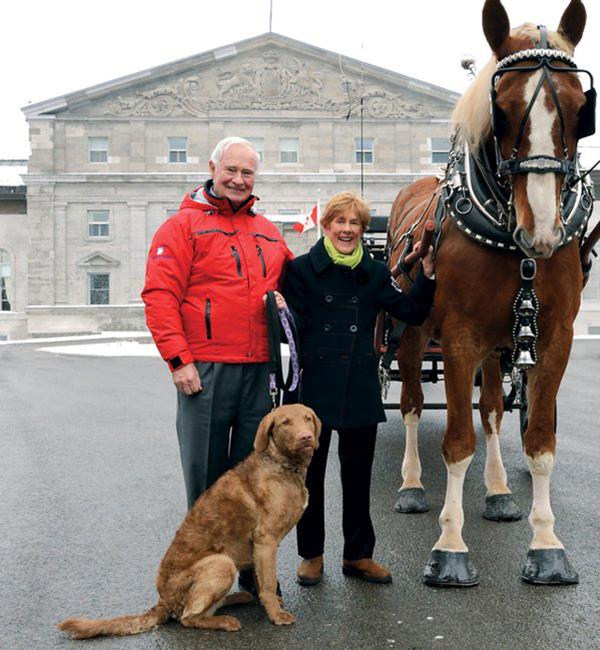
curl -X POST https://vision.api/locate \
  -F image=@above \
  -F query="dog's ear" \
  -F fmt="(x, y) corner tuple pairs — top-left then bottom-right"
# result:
(306, 407), (322, 449)
(254, 411), (276, 452)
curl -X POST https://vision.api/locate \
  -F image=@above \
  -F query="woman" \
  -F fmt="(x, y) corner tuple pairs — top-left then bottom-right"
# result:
(282, 192), (435, 586)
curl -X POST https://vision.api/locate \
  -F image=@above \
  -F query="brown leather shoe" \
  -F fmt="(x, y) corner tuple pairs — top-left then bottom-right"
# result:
(342, 558), (392, 584)
(297, 556), (324, 586)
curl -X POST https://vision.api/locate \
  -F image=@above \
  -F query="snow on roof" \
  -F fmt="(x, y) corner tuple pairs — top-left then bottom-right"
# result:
(0, 160), (27, 187)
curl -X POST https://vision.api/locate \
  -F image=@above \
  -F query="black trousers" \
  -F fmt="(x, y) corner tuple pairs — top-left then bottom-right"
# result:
(296, 424), (378, 561)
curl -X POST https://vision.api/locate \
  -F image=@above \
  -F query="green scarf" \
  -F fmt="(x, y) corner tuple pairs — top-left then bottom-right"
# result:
(323, 235), (364, 269)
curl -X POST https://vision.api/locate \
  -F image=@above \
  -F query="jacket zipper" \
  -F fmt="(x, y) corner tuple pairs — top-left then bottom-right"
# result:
(205, 298), (212, 339)
(231, 246), (242, 276)
(250, 232), (280, 243)
(192, 228), (238, 236)
(256, 244), (267, 277)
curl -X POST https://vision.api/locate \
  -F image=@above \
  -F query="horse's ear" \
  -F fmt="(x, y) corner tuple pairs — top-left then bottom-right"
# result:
(482, 0), (510, 54)
(557, 0), (586, 48)
(254, 411), (275, 452)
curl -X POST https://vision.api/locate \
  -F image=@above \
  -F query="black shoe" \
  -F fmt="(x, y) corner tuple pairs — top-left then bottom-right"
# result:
(238, 568), (282, 598)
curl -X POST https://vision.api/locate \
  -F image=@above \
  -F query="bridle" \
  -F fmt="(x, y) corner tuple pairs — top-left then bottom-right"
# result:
(491, 26), (596, 180)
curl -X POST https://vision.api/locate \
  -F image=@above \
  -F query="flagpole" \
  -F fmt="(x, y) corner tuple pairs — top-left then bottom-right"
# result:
(269, 0), (273, 32)
(317, 199), (321, 239)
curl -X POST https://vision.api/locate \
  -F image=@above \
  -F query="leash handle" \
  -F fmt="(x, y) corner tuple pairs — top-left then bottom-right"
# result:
(265, 292), (301, 408)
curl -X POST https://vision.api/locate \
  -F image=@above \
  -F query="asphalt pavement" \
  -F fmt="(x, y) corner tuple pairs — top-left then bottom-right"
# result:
(1, 342), (598, 650)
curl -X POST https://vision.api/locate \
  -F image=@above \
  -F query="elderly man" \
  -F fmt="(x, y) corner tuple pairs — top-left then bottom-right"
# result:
(142, 137), (293, 511)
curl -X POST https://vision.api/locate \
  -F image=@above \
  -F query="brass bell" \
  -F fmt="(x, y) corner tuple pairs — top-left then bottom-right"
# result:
(516, 324), (535, 342)
(517, 298), (535, 317)
(515, 348), (535, 368)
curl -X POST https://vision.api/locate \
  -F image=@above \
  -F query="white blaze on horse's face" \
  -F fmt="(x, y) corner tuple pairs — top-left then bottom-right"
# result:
(514, 70), (564, 259)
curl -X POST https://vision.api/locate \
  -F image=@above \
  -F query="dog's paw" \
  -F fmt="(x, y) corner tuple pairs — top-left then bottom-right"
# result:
(271, 610), (296, 626)
(221, 616), (242, 632)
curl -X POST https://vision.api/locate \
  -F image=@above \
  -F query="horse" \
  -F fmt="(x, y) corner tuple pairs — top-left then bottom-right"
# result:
(386, 0), (596, 586)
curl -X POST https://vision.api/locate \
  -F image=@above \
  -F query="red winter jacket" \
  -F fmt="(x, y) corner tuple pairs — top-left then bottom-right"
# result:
(142, 184), (293, 370)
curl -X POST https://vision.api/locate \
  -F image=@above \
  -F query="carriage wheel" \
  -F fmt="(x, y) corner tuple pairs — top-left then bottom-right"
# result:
(518, 373), (528, 445)
(518, 372), (557, 446)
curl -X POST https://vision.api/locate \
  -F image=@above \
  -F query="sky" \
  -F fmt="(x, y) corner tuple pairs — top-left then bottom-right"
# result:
(2, 0), (599, 163)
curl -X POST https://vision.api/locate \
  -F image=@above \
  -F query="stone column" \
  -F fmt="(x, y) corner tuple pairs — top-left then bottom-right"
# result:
(53, 202), (68, 304)
(128, 201), (147, 303)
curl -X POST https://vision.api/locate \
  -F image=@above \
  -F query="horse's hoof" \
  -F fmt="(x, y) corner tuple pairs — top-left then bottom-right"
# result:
(394, 488), (430, 513)
(422, 550), (479, 587)
(521, 549), (579, 585)
(483, 494), (523, 521)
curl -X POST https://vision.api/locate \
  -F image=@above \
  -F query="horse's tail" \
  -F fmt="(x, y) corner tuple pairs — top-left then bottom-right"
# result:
(57, 601), (170, 640)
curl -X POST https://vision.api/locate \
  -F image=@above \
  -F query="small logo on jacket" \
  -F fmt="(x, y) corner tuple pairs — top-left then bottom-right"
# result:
(157, 246), (165, 255)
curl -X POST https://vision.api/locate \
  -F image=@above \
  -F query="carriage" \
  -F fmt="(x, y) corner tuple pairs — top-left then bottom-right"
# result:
(364, 214), (533, 437)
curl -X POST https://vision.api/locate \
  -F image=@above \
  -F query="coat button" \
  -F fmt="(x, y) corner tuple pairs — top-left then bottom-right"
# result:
(325, 294), (333, 303)
(324, 323), (332, 332)
(350, 296), (359, 304)
(349, 325), (358, 333)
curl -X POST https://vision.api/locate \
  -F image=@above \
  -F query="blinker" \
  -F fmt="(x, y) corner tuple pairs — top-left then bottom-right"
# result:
(577, 87), (596, 140)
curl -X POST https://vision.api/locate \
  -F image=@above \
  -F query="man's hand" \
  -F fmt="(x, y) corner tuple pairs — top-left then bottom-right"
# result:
(173, 363), (202, 395)
(263, 291), (287, 310)
(422, 245), (435, 279)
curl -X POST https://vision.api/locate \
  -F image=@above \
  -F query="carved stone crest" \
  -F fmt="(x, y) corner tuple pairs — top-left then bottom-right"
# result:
(213, 50), (323, 109)
(105, 49), (434, 118)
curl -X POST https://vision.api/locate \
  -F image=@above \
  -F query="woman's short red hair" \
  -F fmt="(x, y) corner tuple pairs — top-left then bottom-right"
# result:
(320, 192), (371, 230)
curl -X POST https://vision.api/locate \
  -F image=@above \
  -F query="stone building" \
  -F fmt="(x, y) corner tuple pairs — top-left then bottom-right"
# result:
(0, 160), (27, 339)
(16, 32), (457, 336)
(0, 32), (597, 339)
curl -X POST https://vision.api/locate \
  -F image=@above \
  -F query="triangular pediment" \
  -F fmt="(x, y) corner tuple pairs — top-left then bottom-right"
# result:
(23, 33), (459, 121)
(77, 252), (120, 267)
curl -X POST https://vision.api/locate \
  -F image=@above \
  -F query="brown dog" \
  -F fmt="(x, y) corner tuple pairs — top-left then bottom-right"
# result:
(58, 404), (321, 638)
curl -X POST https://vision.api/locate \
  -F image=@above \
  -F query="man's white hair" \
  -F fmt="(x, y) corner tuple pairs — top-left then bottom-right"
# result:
(210, 137), (259, 166)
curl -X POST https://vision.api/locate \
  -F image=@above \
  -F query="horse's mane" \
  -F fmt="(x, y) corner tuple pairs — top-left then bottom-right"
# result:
(452, 24), (575, 150)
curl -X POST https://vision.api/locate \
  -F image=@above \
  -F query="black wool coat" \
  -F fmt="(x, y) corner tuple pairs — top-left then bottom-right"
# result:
(282, 237), (435, 429)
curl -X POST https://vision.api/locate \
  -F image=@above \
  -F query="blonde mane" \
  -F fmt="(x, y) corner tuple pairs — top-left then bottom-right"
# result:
(452, 24), (576, 150)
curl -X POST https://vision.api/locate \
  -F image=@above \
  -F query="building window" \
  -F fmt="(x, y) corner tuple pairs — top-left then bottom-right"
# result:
(431, 137), (451, 163)
(0, 249), (12, 311)
(246, 137), (264, 163)
(279, 138), (299, 163)
(88, 210), (110, 238)
(355, 138), (374, 164)
(88, 137), (108, 163)
(168, 137), (187, 163)
(89, 273), (109, 305)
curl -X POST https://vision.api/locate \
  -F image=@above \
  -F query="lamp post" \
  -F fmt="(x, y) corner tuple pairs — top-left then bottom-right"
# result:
(342, 77), (366, 198)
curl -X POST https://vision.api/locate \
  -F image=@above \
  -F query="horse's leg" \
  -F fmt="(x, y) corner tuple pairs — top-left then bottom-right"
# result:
(479, 353), (523, 521)
(520, 344), (578, 585)
(422, 344), (479, 587)
(394, 328), (430, 514)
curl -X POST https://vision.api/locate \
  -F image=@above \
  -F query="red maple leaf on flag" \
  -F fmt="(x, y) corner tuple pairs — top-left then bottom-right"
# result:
(293, 204), (318, 234)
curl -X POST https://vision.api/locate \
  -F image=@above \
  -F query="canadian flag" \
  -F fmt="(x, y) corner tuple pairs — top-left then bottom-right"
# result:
(293, 204), (318, 234)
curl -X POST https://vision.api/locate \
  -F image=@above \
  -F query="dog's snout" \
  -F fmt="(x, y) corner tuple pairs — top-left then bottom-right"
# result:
(299, 431), (314, 443)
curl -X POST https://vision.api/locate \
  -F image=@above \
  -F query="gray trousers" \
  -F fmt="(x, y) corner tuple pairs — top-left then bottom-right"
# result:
(176, 361), (272, 509)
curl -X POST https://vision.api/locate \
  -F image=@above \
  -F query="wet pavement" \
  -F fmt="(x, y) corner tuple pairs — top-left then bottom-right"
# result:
(1, 342), (598, 649)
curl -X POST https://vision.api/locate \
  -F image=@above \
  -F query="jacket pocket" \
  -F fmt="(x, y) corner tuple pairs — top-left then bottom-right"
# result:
(205, 298), (212, 339)
(230, 246), (242, 277)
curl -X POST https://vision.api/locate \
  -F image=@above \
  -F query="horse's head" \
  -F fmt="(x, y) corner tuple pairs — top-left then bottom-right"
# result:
(482, 0), (593, 258)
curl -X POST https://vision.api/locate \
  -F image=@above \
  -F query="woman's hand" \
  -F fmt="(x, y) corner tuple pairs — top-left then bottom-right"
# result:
(422, 245), (435, 279)
(263, 291), (287, 310)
